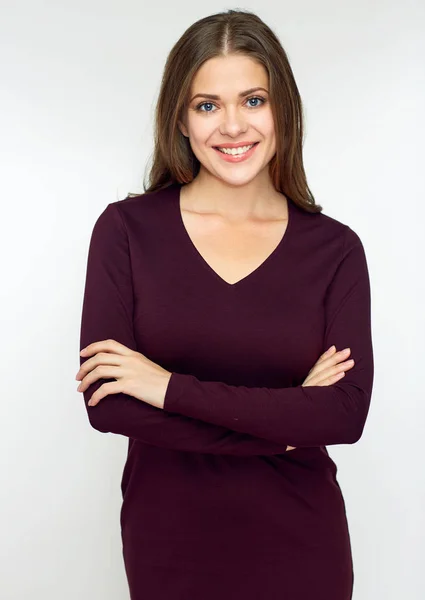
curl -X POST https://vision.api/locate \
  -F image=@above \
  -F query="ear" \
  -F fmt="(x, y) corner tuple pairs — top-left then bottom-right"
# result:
(178, 120), (189, 138)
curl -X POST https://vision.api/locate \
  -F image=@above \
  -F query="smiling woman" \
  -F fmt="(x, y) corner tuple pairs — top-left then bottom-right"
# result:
(177, 57), (278, 176)
(78, 8), (373, 600)
(141, 10), (321, 211)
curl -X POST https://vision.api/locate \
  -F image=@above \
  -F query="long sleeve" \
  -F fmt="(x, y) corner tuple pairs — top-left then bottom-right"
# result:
(164, 226), (374, 447)
(79, 202), (290, 456)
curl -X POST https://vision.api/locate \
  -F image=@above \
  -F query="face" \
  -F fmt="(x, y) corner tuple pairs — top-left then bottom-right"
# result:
(178, 54), (276, 186)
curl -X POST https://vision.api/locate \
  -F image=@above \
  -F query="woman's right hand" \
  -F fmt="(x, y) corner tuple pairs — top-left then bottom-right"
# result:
(285, 345), (355, 452)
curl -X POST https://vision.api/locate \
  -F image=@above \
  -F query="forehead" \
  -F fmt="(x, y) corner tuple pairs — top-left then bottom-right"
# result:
(190, 55), (268, 92)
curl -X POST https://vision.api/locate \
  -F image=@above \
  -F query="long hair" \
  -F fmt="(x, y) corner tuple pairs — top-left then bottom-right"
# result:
(130, 9), (322, 213)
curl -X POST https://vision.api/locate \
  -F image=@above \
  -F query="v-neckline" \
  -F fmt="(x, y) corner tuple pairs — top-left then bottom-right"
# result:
(172, 183), (294, 290)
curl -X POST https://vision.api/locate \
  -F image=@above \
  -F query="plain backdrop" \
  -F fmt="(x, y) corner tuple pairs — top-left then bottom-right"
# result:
(1, 1), (424, 599)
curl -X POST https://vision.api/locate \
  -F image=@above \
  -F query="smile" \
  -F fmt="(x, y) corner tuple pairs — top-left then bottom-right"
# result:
(213, 142), (259, 162)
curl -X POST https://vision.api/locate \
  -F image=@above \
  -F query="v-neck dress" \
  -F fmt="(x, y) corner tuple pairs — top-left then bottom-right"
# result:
(79, 182), (374, 600)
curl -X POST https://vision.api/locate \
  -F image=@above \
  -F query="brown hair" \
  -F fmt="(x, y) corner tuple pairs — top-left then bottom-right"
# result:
(130, 8), (322, 214)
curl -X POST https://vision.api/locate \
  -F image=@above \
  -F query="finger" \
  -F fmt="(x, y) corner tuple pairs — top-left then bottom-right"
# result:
(80, 339), (133, 357)
(78, 365), (121, 393)
(303, 360), (354, 387)
(309, 370), (346, 387)
(317, 371), (346, 386)
(312, 346), (336, 370)
(306, 346), (337, 376)
(320, 345), (336, 360)
(87, 381), (122, 407)
(308, 348), (351, 380)
(77, 351), (122, 380)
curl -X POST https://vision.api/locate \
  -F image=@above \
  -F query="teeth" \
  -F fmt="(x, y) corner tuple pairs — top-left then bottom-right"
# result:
(217, 143), (255, 155)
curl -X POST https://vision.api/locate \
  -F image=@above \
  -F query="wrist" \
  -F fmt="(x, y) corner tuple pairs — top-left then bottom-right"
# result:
(156, 372), (173, 409)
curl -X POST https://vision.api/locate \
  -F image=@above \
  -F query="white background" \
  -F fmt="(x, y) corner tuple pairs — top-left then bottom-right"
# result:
(1, 1), (424, 599)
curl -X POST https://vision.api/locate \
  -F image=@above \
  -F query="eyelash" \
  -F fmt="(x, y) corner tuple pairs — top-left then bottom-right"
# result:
(194, 96), (267, 113)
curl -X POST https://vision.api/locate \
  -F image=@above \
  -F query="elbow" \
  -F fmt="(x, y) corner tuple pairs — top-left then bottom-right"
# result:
(325, 384), (371, 445)
(87, 411), (109, 434)
(347, 389), (371, 444)
(83, 390), (110, 434)
(347, 421), (366, 445)
(86, 405), (110, 433)
(82, 380), (113, 434)
(324, 415), (367, 447)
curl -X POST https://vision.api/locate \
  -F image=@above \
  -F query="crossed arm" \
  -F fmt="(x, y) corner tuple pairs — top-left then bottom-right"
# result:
(79, 202), (373, 453)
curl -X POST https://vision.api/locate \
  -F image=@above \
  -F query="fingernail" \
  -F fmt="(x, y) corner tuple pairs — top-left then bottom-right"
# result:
(328, 345), (335, 353)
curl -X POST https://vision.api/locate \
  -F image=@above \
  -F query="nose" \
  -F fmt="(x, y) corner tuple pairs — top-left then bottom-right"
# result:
(219, 107), (248, 137)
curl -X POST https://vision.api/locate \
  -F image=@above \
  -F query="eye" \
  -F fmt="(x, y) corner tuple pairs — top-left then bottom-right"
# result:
(246, 96), (265, 108)
(196, 101), (216, 113)
(195, 96), (266, 113)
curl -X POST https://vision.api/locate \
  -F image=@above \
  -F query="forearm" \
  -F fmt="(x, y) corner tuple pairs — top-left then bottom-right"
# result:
(81, 366), (291, 455)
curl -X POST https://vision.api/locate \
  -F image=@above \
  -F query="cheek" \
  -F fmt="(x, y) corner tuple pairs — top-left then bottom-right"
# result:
(254, 112), (275, 139)
(187, 116), (215, 147)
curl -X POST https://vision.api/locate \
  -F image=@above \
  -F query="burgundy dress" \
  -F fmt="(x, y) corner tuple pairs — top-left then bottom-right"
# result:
(79, 182), (374, 600)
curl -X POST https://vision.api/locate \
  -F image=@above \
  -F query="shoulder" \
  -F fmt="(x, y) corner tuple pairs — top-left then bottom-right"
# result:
(90, 184), (182, 254)
(291, 200), (364, 255)
(95, 185), (176, 240)
(110, 185), (175, 222)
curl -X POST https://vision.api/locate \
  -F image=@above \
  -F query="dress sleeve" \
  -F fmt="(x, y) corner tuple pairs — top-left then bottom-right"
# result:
(79, 202), (290, 456)
(164, 226), (374, 447)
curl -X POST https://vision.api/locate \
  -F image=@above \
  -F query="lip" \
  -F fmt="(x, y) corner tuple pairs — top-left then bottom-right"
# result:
(213, 141), (259, 163)
(213, 141), (259, 149)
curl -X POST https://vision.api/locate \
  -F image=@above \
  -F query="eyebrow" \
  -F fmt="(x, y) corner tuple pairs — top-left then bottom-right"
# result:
(190, 87), (269, 103)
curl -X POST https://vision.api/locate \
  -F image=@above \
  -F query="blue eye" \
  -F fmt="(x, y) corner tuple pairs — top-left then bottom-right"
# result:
(195, 96), (266, 113)
(247, 97), (263, 108)
(197, 102), (215, 113)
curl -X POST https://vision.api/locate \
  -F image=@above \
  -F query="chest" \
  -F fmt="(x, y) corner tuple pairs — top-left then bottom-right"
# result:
(130, 229), (327, 388)
(180, 209), (289, 286)
(126, 191), (335, 386)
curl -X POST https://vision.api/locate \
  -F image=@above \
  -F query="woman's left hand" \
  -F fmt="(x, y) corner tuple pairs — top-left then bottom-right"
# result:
(75, 339), (172, 409)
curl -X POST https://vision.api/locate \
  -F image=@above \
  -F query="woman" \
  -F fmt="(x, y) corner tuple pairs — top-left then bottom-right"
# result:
(76, 9), (373, 600)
